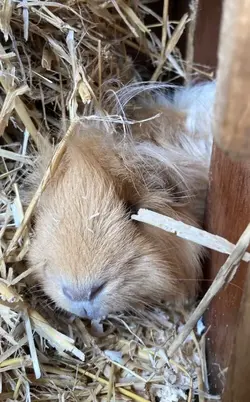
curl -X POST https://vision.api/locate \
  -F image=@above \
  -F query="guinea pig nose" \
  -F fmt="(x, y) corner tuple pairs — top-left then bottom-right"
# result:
(62, 286), (83, 302)
(89, 282), (106, 300)
(62, 283), (106, 302)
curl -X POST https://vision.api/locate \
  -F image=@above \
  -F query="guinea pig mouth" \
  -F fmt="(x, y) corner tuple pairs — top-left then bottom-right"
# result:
(64, 301), (105, 321)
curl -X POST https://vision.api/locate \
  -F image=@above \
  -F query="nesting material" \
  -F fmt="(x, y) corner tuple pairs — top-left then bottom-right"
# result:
(133, 210), (250, 358)
(0, 0), (221, 401)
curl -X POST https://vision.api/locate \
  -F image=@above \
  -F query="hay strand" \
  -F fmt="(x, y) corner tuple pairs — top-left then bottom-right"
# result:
(4, 119), (79, 257)
(0, 0), (222, 400)
(132, 208), (250, 262)
(168, 223), (250, 356)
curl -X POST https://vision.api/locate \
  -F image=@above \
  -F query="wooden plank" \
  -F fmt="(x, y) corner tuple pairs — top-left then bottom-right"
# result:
(193, 0), (222, 71)
(204, 147), (250, 394)
(221, 256), (250, 401)
(204, 0), (250, 394)
(214, 0), (250, 159)
(192, 0), (250, 396)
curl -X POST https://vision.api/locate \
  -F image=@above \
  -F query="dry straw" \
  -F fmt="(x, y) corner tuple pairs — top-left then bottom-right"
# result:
(0, 0), (226, 401)
(132, 210), (250, 357)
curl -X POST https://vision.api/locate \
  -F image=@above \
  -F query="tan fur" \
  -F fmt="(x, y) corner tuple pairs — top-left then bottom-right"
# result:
(26, 83), (215, 319)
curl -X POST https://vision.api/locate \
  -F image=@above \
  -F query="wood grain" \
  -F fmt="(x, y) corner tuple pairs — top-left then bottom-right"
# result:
(193, 0), (222, 72)
(221, 255), (250, 402)
(192, 0), (250, 396)
(214, 0), (250, 159)
(204, 146), (250, 394)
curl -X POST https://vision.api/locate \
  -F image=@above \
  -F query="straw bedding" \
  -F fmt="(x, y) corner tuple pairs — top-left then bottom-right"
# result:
(0, 1), (216, 401)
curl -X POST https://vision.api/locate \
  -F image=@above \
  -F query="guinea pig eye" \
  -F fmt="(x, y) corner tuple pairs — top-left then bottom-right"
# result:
(89, 282), (106, 300)
(125, 201), (138, 218)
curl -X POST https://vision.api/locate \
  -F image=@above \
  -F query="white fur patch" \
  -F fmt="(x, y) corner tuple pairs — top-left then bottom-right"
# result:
(173, 82), (216, 161)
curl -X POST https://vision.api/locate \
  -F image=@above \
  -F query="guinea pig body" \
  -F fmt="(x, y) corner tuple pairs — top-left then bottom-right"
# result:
(27, 82), (215, 319)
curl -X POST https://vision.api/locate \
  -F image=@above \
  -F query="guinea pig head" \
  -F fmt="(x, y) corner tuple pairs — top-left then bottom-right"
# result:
(28, 135), (176, 319)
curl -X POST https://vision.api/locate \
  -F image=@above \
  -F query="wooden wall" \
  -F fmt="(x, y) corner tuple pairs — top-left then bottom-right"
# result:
(193, 0), (250, 397)
(205, 150), (250, 394)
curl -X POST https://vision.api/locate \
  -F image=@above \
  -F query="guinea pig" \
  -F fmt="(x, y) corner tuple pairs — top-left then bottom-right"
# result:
(25, 81), (215, 320)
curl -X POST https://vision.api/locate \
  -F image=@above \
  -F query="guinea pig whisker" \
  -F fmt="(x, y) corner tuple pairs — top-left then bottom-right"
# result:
(29, 289), (46, 295)
(127, 307), (146, 320)
(43, 299), (56, 308)
(176, 277), (243, 291)
(28, 284), (42, 290)
(24, 284), (43, 293)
